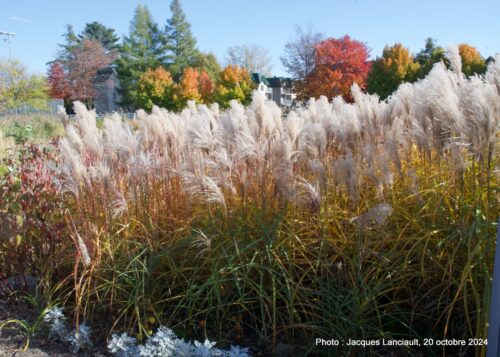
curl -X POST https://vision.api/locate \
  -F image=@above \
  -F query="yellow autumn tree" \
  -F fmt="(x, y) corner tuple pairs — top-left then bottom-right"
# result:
(367, 43), (420, 99)
(137, 67), (175, 111)
(213, 65), (254, 108)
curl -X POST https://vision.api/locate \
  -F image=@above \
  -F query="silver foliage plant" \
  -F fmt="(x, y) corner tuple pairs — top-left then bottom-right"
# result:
(44, 307), (250, 356)
(43, 306), (93, 353)
(108, 326), (251, 357)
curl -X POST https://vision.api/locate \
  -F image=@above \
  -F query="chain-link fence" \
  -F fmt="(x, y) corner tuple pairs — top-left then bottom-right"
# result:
(0, 99), (64, 117)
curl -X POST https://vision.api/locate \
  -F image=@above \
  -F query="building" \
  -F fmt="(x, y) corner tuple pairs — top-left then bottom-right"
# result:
(251, 73), (297, 109)
(92, 66), (122, 114)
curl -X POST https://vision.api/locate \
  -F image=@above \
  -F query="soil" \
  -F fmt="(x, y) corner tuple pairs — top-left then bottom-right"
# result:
(0, 297), (107, 357)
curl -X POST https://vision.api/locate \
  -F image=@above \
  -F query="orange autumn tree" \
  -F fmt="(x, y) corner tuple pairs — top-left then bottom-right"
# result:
(137, 66), (215, 111)
(177, 67), (215, 108)
(306, 35), (371, 101)
(199, 70), (214, 103)
(137, 67), (175, 111)
(458, 43), (487, 77)
(179, 67), (201, 103)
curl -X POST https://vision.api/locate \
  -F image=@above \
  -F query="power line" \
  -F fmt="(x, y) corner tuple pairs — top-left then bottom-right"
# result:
(0, 31), (16, 59)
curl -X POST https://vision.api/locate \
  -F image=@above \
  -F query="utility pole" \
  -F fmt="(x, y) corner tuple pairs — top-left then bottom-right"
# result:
(0, 31), (16, 59)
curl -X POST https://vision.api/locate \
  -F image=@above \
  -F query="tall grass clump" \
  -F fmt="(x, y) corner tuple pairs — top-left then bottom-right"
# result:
(6, 50), (500, 355)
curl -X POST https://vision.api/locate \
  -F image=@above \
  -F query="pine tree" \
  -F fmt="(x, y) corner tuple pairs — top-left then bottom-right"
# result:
(415, 38), (445, 79)
(164, 0), (198, 80)
(55, 24), (79, 66)
(116, 5), (165, 109)
(79, 21), (119, 52)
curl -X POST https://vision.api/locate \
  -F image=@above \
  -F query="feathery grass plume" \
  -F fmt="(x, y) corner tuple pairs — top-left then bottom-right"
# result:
(72, 101), (103, 157)
(88, 160), (111, 183)
(337, 102), (360, 148)
(296, 177), (321, 212)
(445, 45), (463, 76)
(353, 203), (394, 231)
(58, 137), (88, 186)
(104, 113), (141, 161)
(486, 54), (500, 95)
(249, 90), (282, 139)
(235, 127), (266, 163)
(75, 230), (91, 267)
(285, 111), (305, 147)
(110, 189), (129, 219)
(65, 125), (83, 153)
(375, 150), (394, 189)
(57, 105), (69, 128)
(385, 83), (413, 126)
(182, 171), (227, 212)
(333, 151), (359, 202)
(191, 229), (212, 257)
(407, 168), (421, 200)
(411, 63), (461, 154)
(186, 113), (218, 153)
(352, 83), (385, 142)
(456, 76), (499, 161)
(298, 122), (327, 160)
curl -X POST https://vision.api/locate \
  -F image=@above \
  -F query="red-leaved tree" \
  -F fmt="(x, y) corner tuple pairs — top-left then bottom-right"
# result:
(306, 35), (371, 101)
(47, 62), (70, 100)
(67, 39), (115, 105)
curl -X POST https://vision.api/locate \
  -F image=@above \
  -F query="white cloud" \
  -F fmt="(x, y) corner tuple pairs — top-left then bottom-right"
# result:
(9, 16), (31, 23)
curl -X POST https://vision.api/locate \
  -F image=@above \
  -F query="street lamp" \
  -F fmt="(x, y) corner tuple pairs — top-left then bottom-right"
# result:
(0, 31), (16, 59)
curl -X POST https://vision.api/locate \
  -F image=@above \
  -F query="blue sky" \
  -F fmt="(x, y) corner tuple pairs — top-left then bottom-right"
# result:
(1, 0), (499, 76)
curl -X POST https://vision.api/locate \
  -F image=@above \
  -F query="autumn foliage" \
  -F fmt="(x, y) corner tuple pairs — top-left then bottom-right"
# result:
(212, 65), (254, 108)
(458, 43), (487, 77)
(367, 43), (420, 99)
(136, 64), (253, 111)
(47, 62), (70, 100)
(305, 35), (371, 101)
(46, 39), (116, 108)
(137, 67), (175, 110)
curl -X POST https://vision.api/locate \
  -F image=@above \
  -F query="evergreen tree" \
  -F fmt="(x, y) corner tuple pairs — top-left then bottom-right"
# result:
(79, 21), (119, 51)
(55, 24), (79, 66)
(415, 38), (445, 78)
(116, 5), (165, 109)
(164, 0), (198, 80)
(190, 52), (221, 80)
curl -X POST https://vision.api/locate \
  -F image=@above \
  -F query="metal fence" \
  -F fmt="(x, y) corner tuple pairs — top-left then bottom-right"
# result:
(0, 99), (64, 117)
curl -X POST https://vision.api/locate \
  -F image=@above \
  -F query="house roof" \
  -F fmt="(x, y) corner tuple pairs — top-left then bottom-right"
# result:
(251, 73), (293, 88)
(93, 66), (118, 83)
(266, 76), (293, 89)
(251, 72), (269, 86)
